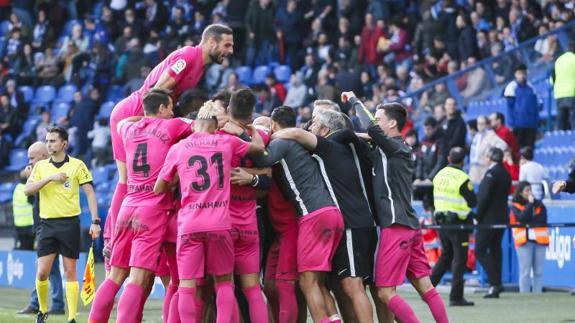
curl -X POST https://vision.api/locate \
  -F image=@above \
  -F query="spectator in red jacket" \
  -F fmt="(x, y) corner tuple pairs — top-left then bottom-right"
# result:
(358, 13), (383, 67)
(490, 112), (520, 162)
(265, 73), (287, 103)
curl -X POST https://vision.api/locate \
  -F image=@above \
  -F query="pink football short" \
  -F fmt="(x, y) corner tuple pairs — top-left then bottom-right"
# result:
(110, 206), (168, 272)
(374, 224), (432, 287)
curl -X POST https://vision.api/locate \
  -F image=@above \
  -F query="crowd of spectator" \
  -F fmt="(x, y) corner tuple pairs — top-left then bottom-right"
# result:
(0, 0), (573, 168)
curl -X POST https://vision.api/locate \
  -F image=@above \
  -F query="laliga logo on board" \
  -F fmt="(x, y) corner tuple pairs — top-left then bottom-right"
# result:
(7, 253), (24, 285)
(545, 228), (572, 269)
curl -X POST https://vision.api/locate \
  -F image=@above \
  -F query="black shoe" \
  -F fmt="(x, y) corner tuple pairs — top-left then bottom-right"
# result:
(450, 299), (475, 306)
(16, 305), (38, 315)
(35, 312), (48, 323)
(483, 285), (504, 298)
(68, 319), (77, 323)
(47, 309), (65, 315)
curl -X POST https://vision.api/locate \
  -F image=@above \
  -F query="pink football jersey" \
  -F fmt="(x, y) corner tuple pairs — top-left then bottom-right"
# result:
(137, 45), (204, 101)
(159, 132), (251, 235)
(120, 117), (193, 209)
(225, 129), (270, 225)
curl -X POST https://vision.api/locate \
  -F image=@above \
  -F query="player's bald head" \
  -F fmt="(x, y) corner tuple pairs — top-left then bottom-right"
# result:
(28, 141), (48, 166)
(253, 116), (271, 130)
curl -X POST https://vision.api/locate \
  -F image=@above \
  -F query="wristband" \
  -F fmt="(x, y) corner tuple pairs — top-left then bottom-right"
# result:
(92, 219), (101, 225)
(250, 175), (259, 187)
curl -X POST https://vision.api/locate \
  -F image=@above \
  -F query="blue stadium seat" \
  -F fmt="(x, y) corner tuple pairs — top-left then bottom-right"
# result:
(252, 66), (271, 84)
(91, 167), (109, 186)
(106, 85), (124, 103)
(98, 101), (115, 119)
(0, 182), (16, 203)
(274, 65), (292, 83)
(6, 149), (29, 171)
(18, 86), (34, 103)
(235, 66), (253, 84)
(14, 117), (40, 147)
(0, 21), (9, 35)
(51, 102), (71, 121)
(57, 84), (77, 102)
(34, 52), (44, 65)
(34, 85), (56, 103)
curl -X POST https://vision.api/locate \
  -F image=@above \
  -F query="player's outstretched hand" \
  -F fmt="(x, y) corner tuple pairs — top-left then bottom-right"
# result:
(341, 91), (357, 103)
(231, 167), (254, 186)
(51, 172), (68, 183)
(89, 223), (101, 240)
(552, 180), (567, 194)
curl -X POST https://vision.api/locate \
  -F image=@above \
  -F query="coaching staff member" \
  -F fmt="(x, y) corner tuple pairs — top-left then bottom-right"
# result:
(475, 147), (512, 299)
(430, 147), (477, 306)
(25, 126), (101, 323)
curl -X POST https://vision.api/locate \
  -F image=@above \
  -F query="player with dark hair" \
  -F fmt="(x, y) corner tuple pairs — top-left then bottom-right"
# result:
(104, 24), (234, 273)
(213, 88), (272, 323)
(342, 91), (449, 323)
(88, 89), (194, 323)
(154, 101), (264, 323)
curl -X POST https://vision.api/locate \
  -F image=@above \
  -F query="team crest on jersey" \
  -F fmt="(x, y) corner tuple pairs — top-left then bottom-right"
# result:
(64, 181), (71, 189)
(171, 59), (186, 74)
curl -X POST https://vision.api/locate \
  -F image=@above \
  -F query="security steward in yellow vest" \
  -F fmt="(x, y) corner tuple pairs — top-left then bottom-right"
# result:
(13, 169), (35, 250)
(552, 42), (575, 130)
(430, 147), (477, 306)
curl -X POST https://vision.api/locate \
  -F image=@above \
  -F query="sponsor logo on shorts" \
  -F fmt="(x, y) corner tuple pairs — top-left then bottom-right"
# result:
(171, 59), (186, 74)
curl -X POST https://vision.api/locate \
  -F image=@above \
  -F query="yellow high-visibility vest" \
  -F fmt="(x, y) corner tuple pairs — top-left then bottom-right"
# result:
(553, 52), (575, 99)
(12, 183), (34, 227)
(432, 166), (471, 220)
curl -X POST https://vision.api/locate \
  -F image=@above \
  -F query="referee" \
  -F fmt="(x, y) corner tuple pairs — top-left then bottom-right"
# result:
(25, 126), (101, 323)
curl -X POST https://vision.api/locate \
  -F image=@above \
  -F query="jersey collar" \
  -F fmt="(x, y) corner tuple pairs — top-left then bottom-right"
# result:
(49, 155), (70, 168)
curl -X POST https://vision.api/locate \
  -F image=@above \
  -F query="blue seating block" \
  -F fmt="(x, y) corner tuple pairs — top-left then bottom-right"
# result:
(235, 66), (253, 84)
(274, 65), (291, 83)
(57, 84), (78, 102)
(253, 66), (271, 84)
(98, 101), (115, 119)
(5, 149), (28, 171)
(34, 85), (56, 103)
(18, 86), (34, 103)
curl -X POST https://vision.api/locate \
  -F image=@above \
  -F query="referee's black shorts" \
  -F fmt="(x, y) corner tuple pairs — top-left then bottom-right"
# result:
(331, 227), (378, 282)
(37, 216), (81, 259)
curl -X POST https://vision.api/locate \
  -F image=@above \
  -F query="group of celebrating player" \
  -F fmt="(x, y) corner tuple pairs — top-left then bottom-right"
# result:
(85, 24), (451, 323)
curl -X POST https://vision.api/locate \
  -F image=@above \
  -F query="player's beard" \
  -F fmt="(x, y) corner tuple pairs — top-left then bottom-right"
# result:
(209, 48), (224, 64)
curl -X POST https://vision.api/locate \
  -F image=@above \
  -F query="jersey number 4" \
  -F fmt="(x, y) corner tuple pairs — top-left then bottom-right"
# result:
(188, 153), (224, 192)
(133, 143), (151, 177)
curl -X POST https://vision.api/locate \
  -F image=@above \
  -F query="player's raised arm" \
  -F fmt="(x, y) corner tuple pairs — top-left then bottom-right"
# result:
(341, 91), (376, 129)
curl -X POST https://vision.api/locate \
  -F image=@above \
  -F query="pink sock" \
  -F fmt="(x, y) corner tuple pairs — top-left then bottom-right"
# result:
(88, 279), (120, 322)
(215, 282), (238, 323)
(178, 287), (197, 323)
(195, 295), (205, 322)
(116, 283), (145, 323)
(164, 284), (178, 323)
(242, 285), (269, 323)
(276, 281), (297, 323)
(422, 288), (449, 323)
(168, 291), (180, 323)
(109, 182), (127, 236)
(388, 295), (420, 323)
